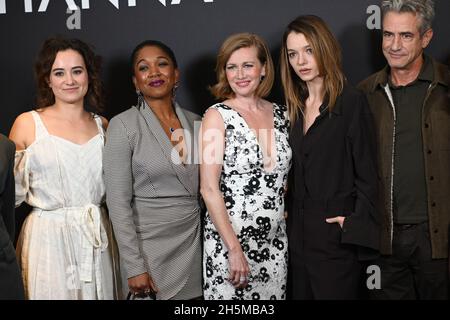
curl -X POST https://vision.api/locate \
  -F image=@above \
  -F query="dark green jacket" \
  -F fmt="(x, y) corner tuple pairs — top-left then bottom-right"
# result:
(358, 56), (449, 258)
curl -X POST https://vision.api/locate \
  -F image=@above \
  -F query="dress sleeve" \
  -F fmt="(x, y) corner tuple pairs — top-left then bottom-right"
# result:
(14, 150), (30, 208)
(103, 116), (148, 279)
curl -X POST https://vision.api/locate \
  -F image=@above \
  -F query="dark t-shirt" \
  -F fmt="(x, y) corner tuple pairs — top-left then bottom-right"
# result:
(390, 56), (433, 224)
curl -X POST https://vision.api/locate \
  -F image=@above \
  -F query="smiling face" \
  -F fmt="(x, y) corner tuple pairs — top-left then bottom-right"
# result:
(133, 45), (179, 101)
(48, 49), (89, 105)
(225, 46), (266, 99)
(382, 11), (433, 72)
(286, 32), (321, 83)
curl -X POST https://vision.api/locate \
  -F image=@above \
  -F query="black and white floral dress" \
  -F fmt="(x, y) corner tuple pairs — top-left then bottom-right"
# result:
(203, 103), (292, 300)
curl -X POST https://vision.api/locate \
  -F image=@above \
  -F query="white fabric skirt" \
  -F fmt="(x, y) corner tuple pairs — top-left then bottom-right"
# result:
(16, 206), (122, 300)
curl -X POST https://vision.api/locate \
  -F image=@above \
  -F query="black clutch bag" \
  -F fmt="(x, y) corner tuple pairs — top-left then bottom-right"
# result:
(126, 290), (156, 300)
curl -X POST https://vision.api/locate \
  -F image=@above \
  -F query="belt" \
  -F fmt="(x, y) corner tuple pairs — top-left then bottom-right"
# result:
(36, 204), (108, 299)
(79, 205), (108, 282)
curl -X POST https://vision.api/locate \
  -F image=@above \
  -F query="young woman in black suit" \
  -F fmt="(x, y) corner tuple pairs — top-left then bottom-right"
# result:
(280, 15), (380, 299)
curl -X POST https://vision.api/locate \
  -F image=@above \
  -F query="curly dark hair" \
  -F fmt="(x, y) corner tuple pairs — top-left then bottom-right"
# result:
(34, 37), (104, 113)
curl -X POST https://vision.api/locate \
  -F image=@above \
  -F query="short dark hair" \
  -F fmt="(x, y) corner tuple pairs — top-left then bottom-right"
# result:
(130, 40), (178, 75)
(34, 37), (104, 113)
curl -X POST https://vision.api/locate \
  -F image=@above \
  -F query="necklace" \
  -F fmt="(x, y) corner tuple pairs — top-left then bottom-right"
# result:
(157, 116), (177, 133)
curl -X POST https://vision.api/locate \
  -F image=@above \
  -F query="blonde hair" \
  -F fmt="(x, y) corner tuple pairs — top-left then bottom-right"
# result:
(210, 32), (274, 100)
(280, 15), (345, 123)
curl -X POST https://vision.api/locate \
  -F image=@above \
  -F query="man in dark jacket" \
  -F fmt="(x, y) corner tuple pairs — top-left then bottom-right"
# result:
(358, 0), (449, 299)
(0, 133), (24, 299)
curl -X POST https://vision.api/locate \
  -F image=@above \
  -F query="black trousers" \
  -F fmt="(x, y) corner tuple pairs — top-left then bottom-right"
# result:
(287, 207), (361, 300)
(0, 241), (25, 300)
(369, 222), (449, 300)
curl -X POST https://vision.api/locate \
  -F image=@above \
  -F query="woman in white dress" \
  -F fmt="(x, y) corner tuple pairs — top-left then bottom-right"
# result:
(9, 37), (120, 300)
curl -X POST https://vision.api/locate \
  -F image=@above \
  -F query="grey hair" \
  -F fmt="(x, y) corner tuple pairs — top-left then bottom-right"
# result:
(381, 0), (435, 35)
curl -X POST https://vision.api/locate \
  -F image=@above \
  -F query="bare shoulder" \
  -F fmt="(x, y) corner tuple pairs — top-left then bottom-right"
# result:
(9, 111), (36, 150)
(14, 111), (35, 124)
(202, 107), (225, 131)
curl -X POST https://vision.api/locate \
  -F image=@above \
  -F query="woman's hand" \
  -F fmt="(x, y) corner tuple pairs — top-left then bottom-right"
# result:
(228, 246), (251, 289)
(128, 272), (158, 297)
(326, 216), (346, 229)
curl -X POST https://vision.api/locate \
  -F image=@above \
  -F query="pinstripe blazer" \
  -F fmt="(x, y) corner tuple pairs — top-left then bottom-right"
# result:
(103, 102), (202, 300)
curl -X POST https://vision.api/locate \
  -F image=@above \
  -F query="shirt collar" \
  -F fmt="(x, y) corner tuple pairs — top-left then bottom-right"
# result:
(386, 54), (433, 88)
(318, 94), (343, 116)
(417, 54), (434, 82)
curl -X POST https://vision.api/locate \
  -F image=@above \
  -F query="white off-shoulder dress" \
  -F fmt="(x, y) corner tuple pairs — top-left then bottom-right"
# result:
(14, 111), (121, 300)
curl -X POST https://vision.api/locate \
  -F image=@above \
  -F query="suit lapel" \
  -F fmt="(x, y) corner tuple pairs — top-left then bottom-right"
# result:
(139, 103), (197, 195)
(174, 103), (199, 194)
(290, 117), (304, 163)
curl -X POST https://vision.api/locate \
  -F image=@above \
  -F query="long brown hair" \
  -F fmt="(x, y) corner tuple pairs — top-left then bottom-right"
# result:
(210, 32), (274, 100)
(34, 37), (104, 113)
(280, 15), (345, 123)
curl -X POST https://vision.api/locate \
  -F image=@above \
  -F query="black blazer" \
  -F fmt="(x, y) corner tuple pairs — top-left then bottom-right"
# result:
(288, 85), (380, 260)
(0, 134), (24, 299)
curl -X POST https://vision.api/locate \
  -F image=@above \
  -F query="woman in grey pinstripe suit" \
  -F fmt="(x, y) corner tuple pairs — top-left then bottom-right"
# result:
(103, 40), (202, 300)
